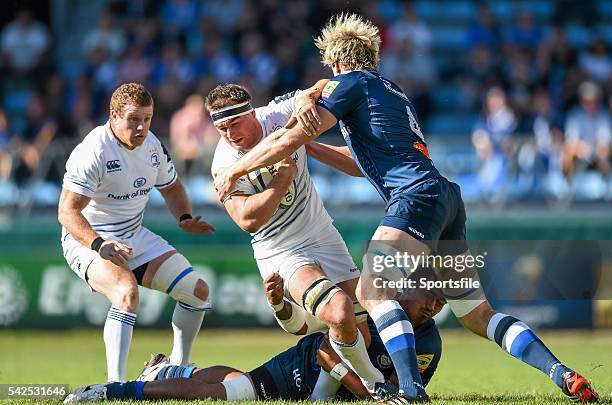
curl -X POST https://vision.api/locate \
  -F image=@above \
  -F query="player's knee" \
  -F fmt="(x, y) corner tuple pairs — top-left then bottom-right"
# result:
(193, 279), (209, 302)
(151, 253), (211, 311)
(114, 281), (139, 312)
(322, 292), (356, 331)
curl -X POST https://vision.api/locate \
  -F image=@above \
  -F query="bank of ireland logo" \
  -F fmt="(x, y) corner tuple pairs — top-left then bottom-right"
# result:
(151, 153), (160, 167)
(0, 266), (29, 326)
(106, 160), (121, 172)
(133, 177), (147, 188)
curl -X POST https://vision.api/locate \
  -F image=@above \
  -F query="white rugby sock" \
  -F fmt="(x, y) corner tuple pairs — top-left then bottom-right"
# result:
(169, 302), (206, 366)
(310, 370), (342, 400)
(104, 307), (136, 382)
(330, 329), (384, 391)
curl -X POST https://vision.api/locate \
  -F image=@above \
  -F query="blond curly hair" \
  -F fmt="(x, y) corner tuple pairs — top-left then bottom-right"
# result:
(109, 83), (154, 116)
(314, 13), (381, 71)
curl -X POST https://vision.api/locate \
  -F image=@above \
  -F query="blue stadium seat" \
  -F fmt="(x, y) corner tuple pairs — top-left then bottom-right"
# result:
(597, 24), (612, 44)
(415, 1), (477, 23)
(430, 85), (461, 110)
(489, 0), (516, 22)
(516, 0), (555, 21)
(565, 24), (593, 48)
(432, 26), (468, 50)
(439, 1), (478, 23)
(596, 0), (612, 18)
(414, 1), (440, 22)
(424, 113), (478, 135)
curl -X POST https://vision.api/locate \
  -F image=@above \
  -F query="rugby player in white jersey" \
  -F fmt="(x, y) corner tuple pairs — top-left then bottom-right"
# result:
(207, 83), (393, 399)
(58, 83), (215, 383)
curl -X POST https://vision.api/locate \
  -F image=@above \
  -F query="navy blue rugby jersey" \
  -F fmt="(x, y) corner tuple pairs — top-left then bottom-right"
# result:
(317, 71), (443, 203)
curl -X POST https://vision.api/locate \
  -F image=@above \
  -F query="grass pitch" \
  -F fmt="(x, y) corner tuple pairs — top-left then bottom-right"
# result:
(1, 328), (610, 404)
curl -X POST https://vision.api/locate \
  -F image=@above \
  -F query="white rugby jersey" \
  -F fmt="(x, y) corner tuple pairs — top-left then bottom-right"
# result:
(211, 93), (334, 259)
(62, 122), (177, 241)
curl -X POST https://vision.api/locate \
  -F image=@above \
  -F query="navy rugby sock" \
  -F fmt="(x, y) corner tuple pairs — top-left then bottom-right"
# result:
(371, 300), (425, 397)
(105, 381), (146, 400)
(487, 313), (571, 388)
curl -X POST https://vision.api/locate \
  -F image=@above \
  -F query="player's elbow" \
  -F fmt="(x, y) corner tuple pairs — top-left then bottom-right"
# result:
(238, 217), (263, 233)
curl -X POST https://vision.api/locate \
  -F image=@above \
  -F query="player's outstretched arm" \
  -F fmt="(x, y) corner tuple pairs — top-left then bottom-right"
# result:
(305, 142), (363, 177)
(158, 178), (215, 234)
(214, 106), (337, 201)
(220, 156), (297, 233)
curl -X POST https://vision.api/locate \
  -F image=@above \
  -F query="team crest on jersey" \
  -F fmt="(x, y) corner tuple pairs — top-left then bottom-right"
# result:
(322, 81), (340, 99)
(151, 153), (160, 167)
(417, 354), (434, 373)
(133, 177), (147, 188)
(106, 160), (121, 172)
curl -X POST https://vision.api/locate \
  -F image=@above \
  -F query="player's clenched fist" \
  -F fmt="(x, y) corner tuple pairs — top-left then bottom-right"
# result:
(98, 240), (132, 267)
(264, 272), (284, 305)
(276, 156), (298, 179)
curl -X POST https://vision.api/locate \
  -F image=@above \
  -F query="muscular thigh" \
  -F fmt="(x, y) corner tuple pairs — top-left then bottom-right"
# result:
(286, 264), (327, 305)
(86, 256), (136, 297)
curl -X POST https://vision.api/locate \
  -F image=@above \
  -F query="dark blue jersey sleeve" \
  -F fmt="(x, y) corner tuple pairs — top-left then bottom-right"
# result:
(316, 75), (362, 120)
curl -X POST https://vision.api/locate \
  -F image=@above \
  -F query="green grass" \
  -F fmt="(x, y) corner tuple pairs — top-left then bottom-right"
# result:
(1, 329), (610, 404)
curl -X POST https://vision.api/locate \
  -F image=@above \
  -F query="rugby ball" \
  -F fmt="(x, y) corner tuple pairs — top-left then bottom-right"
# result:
(247, 163), (296, 209)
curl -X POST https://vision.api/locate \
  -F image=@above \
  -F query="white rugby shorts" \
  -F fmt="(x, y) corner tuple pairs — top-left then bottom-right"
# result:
(255, 226), (360, 291)
(62, 226), (175, 283)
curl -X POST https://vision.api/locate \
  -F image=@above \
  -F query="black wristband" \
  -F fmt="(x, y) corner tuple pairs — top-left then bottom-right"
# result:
(91, 237), (104, 252)
(179, 213), (192, 222)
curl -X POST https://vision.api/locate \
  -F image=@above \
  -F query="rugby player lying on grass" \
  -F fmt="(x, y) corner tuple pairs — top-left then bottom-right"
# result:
(64, 273), (445, 403)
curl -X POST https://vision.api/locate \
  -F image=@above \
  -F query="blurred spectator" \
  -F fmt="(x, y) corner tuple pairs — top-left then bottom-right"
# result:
(465, 6), (502, 51)
(578, 38), (612, 85)
(82, 10), (126, 60)
(0, 8), (50, 77)
(380, 37), (436, 118)
(563, 81), (611, 177)
(199, 0), (247, 34)
(150, 41), (195, 88)
(238, 32), (277, 89)
(537, 27), (577, 109)
(465, 45), (501, 91)
(529, 88), (565, 176)
(12, 94), (57, 184)
(0, 109), (15, 181)
(169, 94), (219, 176)
(387, 3), (432, 53)
(504, 12), (544, 50)
(85, 47), (118, 97)
(117, 40), (152, 84)
(159, 0), (199, 38)
(472, 87), (518, 195)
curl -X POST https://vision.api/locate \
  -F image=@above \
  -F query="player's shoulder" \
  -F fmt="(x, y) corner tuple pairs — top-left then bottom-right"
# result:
(72, 124), (108, 155)
(211, 138), (239, 174)
(321, 71), (370, 100)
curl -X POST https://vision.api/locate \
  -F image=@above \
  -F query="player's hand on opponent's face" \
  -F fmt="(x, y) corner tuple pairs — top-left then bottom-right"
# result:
(284, 95), (321, 137)
(264, 272), (285, 305)
(99, 240), (132, 267)
(317, 336), (343, 372)
(179, 215), (215, 235)
(277, 156), (298, 179)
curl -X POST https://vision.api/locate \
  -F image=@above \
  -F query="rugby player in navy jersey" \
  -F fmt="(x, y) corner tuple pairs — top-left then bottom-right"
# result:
(64, 272), (444, 403)
(213, 14), (598, 404)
